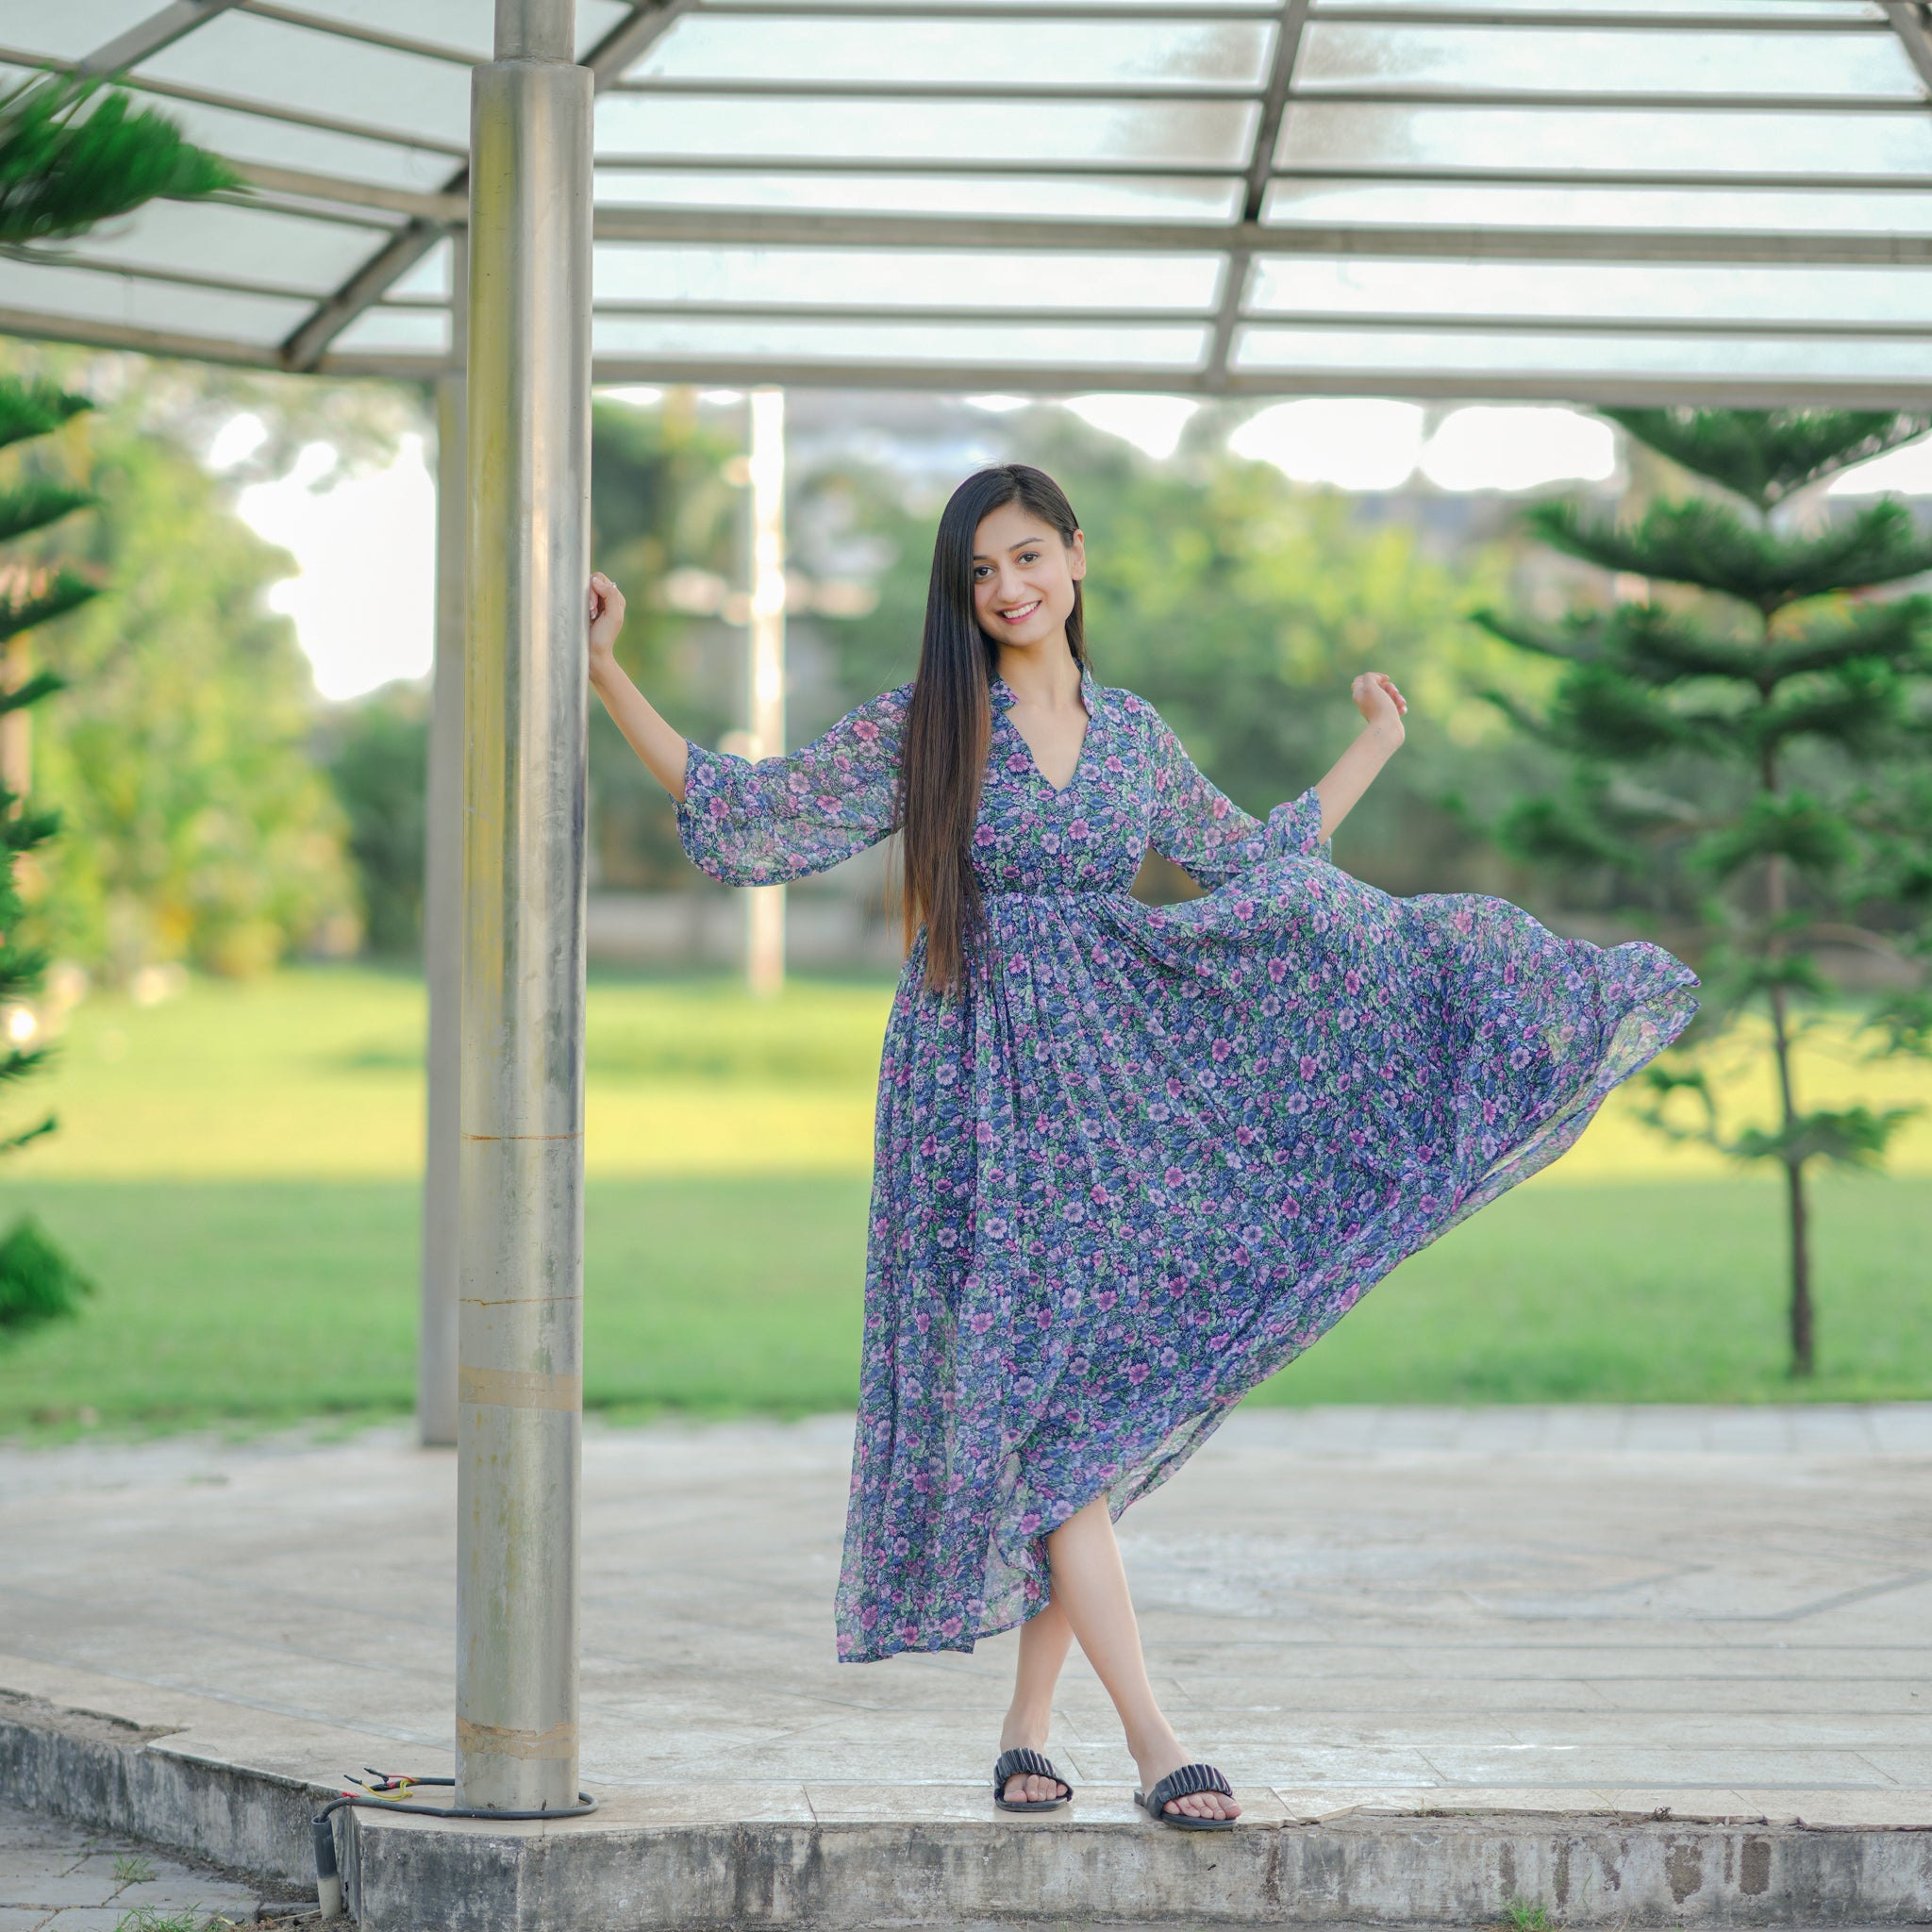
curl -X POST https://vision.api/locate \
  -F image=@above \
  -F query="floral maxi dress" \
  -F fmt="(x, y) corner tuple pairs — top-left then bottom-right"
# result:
(676, 664), (1699, 1664)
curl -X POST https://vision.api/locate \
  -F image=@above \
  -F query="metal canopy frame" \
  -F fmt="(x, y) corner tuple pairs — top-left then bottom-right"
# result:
(0, 0), (1929, 403)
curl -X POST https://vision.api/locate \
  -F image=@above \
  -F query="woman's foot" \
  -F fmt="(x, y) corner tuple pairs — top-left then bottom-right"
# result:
(998, 1709), (1068, 1805)
(1130, 1726), (1241, 1823)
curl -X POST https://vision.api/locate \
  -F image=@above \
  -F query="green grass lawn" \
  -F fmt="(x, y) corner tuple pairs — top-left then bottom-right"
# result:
(0, 964), (1925, 1440)
(2, 1170), (1924, 1440)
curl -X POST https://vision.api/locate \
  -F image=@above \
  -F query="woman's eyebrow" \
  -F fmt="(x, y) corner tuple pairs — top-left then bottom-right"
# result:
(971, 535), (1054, 560)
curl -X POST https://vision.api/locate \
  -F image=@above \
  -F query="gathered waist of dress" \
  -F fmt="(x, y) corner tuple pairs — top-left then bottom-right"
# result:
(982, 884), (1138, 902)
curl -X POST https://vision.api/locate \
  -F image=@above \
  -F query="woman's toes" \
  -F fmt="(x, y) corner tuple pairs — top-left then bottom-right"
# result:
(1166, 1790), (1239, 1820)
(1005, 1772), (1054, 1804)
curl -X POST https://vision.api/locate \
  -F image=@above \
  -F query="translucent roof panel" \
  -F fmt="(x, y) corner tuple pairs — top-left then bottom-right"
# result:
(0, 0), (1926, 401)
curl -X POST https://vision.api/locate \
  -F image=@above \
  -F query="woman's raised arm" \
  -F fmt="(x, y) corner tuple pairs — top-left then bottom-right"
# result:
(1308, 670), (1407, 845)
(587, 570), (907, 887)
(588, 572), (691, 802)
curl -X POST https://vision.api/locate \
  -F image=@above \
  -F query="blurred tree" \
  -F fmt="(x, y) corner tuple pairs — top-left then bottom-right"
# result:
(26, 404), (356, 980)
(0, 72), (235, 247)
(1471, 408), (1932, 1377)
(588, 394), (742, 889)
(321, 685), (427, 958)
(0, 376), (95, 1159)
(0, 69), (238, 1318)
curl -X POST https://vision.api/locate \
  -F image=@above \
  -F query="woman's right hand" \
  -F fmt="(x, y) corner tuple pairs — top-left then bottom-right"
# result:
(588, 572), (625, 684)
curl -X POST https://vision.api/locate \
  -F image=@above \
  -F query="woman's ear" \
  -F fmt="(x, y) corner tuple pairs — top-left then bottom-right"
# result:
(1068, 529), (1087, 581)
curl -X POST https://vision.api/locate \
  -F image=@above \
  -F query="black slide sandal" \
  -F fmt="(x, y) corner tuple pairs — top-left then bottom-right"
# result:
(992, 1745), (1074, 1812)
(1134, 1761), (1237, 1830)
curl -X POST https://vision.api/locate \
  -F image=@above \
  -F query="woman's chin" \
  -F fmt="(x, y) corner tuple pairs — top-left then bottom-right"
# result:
(989, 625), (1064, 653)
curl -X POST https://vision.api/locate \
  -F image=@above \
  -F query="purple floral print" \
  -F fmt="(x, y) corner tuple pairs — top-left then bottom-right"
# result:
(676, 663), (1699, 1663)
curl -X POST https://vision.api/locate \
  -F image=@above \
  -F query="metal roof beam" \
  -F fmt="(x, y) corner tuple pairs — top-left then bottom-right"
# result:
(76, 0), (247, 75)
(1273, 162), (1932, 192)
(588, 154), (1932, 192)
(282, 225), (451, 369)
(658, 1), (1891, 24)
(1880, 1), (1932, 92)
(603, 79), (1919, 112)
(1208, 0), (1308, 387)
(232, 164), (467, 224)
(0, 47), (473, 164)
(277, 0), (695, 373)
(589, 206), (1932, 264)
(586, 0), (702, 83)
(235, 2), (476, 67)
(1285, 86), (1924, 112)
(7, 308), (1925, 407)
(575, 358), (1932, 408)
(1309, 3), (1891, 25)
(608, 79), (1265, 102)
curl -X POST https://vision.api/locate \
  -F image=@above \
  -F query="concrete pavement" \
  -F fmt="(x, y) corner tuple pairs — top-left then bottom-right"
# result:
(2, 1405), (1928, 1926)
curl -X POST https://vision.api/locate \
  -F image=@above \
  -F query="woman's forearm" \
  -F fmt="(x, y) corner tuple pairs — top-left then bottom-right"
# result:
(1311, 721), (1403, 844)
(591, 656), (690, 804)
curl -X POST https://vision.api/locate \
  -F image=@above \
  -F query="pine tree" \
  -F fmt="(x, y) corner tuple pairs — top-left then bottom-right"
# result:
(0, 75), (235, 1330)
(1471, 409), (1932, 1379)
(0, 74), (238, 251)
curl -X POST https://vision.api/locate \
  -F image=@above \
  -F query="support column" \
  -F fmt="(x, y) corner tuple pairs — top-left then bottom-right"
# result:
(744, 386), (785, 997)
(456, 0), (591, 1813)
(418, 236), (467, 1452)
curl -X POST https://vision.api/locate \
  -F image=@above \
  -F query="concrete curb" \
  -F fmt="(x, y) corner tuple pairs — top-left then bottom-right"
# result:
(6, 1690), (1931, 1928)
(346, 1807), (1932, 1930)
(0, 1690), (324, 1888)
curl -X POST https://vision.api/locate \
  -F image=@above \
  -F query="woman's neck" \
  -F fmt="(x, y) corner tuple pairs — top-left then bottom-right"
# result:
(995, 636), (1082, 710)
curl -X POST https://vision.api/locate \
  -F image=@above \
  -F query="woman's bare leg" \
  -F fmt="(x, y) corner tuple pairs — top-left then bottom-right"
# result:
(999, 1597), (1075, 1803)
(1042, 1494), (1240, 1822)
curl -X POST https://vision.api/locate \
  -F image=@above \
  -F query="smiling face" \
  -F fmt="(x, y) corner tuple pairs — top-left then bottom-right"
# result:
(971, 497), (1085, 658)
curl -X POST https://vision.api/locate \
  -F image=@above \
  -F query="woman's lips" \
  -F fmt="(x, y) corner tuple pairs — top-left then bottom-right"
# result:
(998, 600), (1041, 624)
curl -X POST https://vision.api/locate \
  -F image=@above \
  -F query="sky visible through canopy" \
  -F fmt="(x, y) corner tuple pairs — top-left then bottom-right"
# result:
(213, 389), (1930, 704)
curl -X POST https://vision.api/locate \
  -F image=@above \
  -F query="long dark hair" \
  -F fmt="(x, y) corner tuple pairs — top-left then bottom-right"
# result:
(897, 463), (1086, 992)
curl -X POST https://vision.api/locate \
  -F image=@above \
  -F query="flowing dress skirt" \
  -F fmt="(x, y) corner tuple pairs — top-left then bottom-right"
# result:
(833, 852), (1697, 1660)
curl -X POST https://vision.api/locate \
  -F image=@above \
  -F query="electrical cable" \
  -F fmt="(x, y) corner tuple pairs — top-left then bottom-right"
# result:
(312, 1770), (598, 1918)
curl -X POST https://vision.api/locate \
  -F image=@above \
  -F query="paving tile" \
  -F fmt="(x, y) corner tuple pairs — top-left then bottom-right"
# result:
(30, 1914), (154, 1931)
(0, 1880), (114, 1911)
(6, 1409), (1932, 1829)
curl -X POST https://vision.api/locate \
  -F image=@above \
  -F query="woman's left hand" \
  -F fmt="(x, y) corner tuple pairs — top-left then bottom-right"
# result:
(1352, 671), (1407, 742)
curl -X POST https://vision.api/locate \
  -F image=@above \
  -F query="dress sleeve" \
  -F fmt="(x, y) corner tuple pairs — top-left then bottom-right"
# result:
(1145, 704), (1332, 891)
(675, 684), (908, 887)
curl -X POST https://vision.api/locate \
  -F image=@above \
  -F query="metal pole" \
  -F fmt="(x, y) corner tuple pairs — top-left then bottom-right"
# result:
(456, 0), (591, 1813)
(418, 235), (468, 1452)
(744, 386), (785, 997)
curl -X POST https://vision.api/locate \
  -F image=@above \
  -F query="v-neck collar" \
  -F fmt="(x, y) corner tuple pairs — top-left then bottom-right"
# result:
(989, 659), (1099, 796)
(989, 659), (1098, 715)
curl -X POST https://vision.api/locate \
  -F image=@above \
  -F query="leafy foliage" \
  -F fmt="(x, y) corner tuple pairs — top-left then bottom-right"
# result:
(587, 396), (743, 891)
(323, 686), (428, 957)
(0, 75), (239, 252)
(1599, 408), (1932, 511)
(1475, 408), (1932, 1376)
(0, 1214), (92, 1335)
(24, 406), (356, 980)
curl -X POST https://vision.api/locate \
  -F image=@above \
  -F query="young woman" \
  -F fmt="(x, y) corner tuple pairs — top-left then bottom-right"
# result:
(586, 462), (1699, 1831)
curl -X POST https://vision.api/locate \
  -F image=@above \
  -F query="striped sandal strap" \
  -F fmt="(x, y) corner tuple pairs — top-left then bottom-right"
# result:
(1146, 1761), (1232, 1814)
(993, 1746), (1068, 1796)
